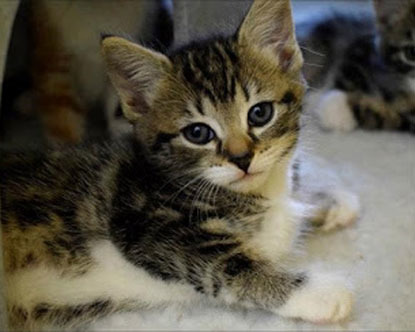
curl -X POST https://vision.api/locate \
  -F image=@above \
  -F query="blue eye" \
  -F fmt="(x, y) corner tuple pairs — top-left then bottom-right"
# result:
(248, 102), (274, 127)
(182, 123), (215, 145)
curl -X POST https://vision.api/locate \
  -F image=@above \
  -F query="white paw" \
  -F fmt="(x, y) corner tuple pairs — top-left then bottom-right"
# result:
(277, 272), (354, 324)
(315, 90), (357, 132)
(322, 189), (360, 232)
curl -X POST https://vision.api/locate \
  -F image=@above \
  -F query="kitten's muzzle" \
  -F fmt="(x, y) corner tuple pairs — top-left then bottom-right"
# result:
(228, 151), (253, 173)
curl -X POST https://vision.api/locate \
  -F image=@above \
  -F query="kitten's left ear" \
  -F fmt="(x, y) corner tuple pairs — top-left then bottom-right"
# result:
(101, 36), (172, 122)
(238, 0), (302, 72)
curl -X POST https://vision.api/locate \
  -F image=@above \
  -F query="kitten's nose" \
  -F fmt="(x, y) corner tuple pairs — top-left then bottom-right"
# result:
(224, 135), (253, 173)
(228, 152), (253, 173)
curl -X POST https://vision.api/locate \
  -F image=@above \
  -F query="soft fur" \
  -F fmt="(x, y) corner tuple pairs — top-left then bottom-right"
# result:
(0, 1), (358, 330)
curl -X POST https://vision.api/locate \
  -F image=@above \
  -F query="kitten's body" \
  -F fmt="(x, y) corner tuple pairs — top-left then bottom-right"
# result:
(1, 1), (357, 330)
(298, 0), (415, 133)
(1, 136), (299, 329)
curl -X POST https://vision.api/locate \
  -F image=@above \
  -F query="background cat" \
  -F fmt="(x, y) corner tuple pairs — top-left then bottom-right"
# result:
(298, 0), (415, 133)
(0, 0), (172, 145)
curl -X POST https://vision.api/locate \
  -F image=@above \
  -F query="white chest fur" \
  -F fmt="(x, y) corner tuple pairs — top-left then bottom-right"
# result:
(248, 198), (305, 263)
(249, 159), (306, 263)
(6, 241), (199, 311)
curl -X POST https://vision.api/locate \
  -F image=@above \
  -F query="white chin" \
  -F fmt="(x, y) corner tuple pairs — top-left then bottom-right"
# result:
(227, 172), (267, 193)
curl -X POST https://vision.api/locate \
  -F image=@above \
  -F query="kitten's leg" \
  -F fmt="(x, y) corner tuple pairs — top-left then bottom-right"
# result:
(308, 189), (360, 232)
(8, 299), (138, 331)
(314, 90), (357, 132)
(8, 300), (115, 331)
(213, 254), (353, 323)
(291, 157), (360, 232)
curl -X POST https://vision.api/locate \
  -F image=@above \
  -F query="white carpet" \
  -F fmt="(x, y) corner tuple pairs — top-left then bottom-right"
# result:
(91, 124), (415, 331)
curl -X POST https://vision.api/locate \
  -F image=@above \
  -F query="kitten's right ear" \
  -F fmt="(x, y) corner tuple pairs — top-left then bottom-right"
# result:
(101, 36), (171, 122)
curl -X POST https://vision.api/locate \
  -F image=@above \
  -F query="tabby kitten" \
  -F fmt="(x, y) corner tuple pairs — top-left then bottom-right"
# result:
(1, 1), (357, 330)
(298, 0), (415, 133)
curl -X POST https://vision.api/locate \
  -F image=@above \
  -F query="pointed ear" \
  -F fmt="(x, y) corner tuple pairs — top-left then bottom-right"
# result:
(373, 0), (410, 27)
(238, 0), (302, 72)
(101, 36), (171, 122)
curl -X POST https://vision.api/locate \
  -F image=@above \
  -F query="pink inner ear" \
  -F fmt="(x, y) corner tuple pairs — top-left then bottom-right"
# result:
(128, 94), (151, 114)
(278, 48), (295, 72)
(273, 29), (296, 72)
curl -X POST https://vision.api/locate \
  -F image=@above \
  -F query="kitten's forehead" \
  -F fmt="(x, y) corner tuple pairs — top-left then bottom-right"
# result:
(168, 37), (303, 111)
(160, 34), (305, 139)
(170, 37), (244, 106)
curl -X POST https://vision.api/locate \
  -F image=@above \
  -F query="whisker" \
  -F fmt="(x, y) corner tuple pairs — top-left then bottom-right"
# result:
(303, 62), (324, 68)
(299, 45), (326, 57)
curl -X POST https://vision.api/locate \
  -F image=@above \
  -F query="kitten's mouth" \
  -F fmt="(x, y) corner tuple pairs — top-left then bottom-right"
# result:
(230, 171), (264, 184)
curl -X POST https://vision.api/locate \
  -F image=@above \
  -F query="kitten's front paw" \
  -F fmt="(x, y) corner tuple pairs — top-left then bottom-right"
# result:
(315, 90), (357, 132)
(277, 273), (353, 324)
(321, 189), (360, 232)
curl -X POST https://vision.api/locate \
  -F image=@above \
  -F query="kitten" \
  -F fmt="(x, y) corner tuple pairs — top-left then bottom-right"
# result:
(13, 0), (170, 144)
(1, 1), (358, 330)
(298, 0), (415, 133)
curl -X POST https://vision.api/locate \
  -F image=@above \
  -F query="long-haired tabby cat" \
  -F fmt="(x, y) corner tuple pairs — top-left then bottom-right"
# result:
(298, 0), (415, 133)
(1, 1), (359, 330)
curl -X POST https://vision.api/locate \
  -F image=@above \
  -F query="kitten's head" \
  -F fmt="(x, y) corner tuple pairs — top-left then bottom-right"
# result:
(102, 0), (305, 193)
(373, 0), (415, 75)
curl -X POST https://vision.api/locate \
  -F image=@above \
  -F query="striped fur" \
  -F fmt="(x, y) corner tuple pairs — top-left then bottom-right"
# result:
(1, 1), (355, 330)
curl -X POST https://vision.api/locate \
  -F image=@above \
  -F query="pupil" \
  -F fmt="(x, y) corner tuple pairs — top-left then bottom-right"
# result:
(193, 127), (201, 137)
(255, 107), (265, 117)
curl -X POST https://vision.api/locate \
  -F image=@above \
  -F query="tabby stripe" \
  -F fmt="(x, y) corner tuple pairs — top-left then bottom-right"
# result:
(223, 41), (239, 66)
(196, 242), (239, 256)
(221, 42), (239, 99)
(195, 98), (204, 115)
(152, 133), (178, 151)
(212, 44), (230, 102)
(241, 83), (250, 101)
(279, 139), (297, 160)
(191, 52), (218, 104)
(183, 59), (217, 105)
(230, 76), (237, 99)
(212, 278), (222, 297)
(33, 300), (113, 325)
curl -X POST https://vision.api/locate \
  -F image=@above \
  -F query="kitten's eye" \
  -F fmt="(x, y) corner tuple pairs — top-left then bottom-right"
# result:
(403, 46), (415, 62)
(248, 102), (274, 127)
(182, 123), (215, 145)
